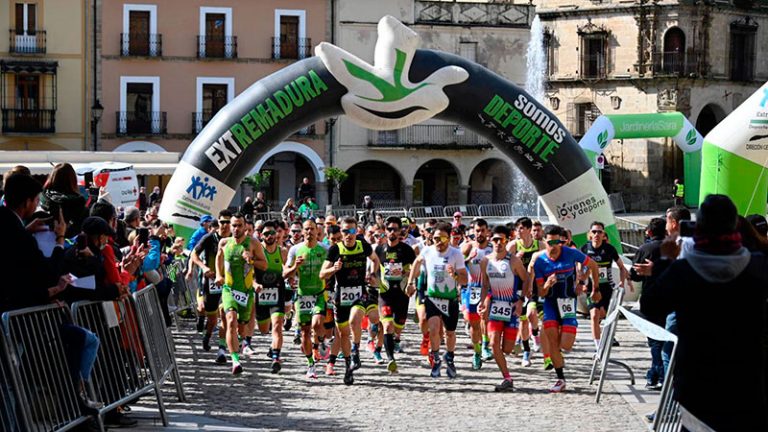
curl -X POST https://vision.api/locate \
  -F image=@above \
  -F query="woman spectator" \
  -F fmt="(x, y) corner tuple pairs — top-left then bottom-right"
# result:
(281, 197), (297, 222)
(41, 163), (88, 238)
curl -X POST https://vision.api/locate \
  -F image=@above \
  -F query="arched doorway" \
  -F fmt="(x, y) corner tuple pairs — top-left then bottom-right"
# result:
(249, 152), (316, 207)
(413, 159), (460, 206)
(696, 103), (725, 137)
(469, 158), (515, 204)
(663, 27), (686, 74)
(340, 161), (404, 207)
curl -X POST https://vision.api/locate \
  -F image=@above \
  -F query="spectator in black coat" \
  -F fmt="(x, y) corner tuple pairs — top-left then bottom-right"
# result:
(641, 195), (768, 431)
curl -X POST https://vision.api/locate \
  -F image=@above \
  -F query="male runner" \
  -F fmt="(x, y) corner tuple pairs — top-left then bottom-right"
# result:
(215, 213), (267, 374)
(375, 216), (417, 373)
(319, 217), (380, 385)
(460, 218), (492, 370)
(532, 225), (600, 392)
(581, 221), (632, 350)
(255, 220), (289, 373)
(407, 222), (468, 378)
(414, 219), (437, 356)
(508, 217), (544, 367)
(478, 225), (528, 391)
(283, 220), (328, 379)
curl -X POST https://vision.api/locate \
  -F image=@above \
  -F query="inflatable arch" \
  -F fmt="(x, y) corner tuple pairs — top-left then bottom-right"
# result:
(159, 16), (620, 248)
(699, 82), (768, 216)
(579, 113), (703, 207)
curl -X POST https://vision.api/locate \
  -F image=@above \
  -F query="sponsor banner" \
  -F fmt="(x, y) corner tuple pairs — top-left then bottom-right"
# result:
(579, 115), (615, 154)
(673, 120), (703, 152)
(700, 141), (768, 215)
(706, 82), (768, 166)
(607, 113), (683, 139)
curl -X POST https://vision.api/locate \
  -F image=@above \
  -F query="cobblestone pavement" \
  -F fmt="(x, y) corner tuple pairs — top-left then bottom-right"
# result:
(139, 305), (653, 431)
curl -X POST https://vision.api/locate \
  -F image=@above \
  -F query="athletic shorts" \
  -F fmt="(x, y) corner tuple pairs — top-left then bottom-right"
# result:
(295, 292), (327, 325)
(542, 297), (578, 333)
(425, 296), (460, 332)
(363, 286), (379, 312)
(520, 297), (544, 322)
(255, 284), (287, 323)
(487, 316), (519, 340)
(461, 284), (483, 322)
(379, 288), (409, 328)
(586, 283), (613, 311)
(221, 286), (255, 324)
(334, 286), (371, 326)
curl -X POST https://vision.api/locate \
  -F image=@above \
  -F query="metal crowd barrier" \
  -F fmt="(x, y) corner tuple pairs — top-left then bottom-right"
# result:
(478, 203), (515, 218)
(408, 205), (444, 219)
(1, 304), (91, 432)
(71, 297), (157, 429)
(589, 286), (634, 395)
(328, 205), (357, 217)
(253, 211), (282, 221)
(679, 405), (716, 432)
(443, 204), (480, 218)
(591, 304), (680, 432)
(373, 207), (409, 219)
(132, 285), (186, 414)
(1, 329), (21, 432)
(165, 258), (196, 325)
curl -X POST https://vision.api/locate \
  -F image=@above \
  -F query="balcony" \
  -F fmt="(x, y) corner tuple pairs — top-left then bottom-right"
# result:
(580, 53), (607, 79)
(368, 124), (491, 149)
(120, 33), (162, 57)
(192, 111), (214, 134)
(197, 35), (237, 59)
(294, 124), (316, 136)
(416, 0), (531, 27)
(9, 30), (46, 54)
(271, 37), (312, 60)
(651, 51), (702, 77)
(116, 111), (167, 136)
(1, 109), (55, 134)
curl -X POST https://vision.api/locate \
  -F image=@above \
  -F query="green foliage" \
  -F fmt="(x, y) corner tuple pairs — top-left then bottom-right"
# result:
(242, 170), (271, 189)
(324, 167), (348, 188)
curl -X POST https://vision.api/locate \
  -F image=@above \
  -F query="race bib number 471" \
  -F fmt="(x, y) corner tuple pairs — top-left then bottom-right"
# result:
(258, 286), (279, 306)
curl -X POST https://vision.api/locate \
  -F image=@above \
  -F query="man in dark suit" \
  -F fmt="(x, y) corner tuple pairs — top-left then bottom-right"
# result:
(0, 173), (70, 313)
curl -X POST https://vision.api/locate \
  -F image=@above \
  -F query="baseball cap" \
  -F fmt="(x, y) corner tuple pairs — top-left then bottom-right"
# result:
(453, 211), (463, 218)
(200, 215), (214, 225)
(82, 216), (116, 237)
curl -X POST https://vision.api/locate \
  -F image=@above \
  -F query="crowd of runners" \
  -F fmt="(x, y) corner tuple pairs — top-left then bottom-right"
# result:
(185, 208), (634, 393)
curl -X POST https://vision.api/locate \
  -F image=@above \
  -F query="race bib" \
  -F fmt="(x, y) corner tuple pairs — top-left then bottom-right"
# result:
(469, 286), (483, 305)
(258, 286), (279, 306)
(339, 285), (363, 307)
(433, 264), (446, 284)
(208, 278), (222, 295)
(598, 267), (609, 283)
(384, 262), (403, 281)
(231, 289), (249, 307)
(298, 295), (317, 314)
(489, 299), (514, 322)
(429, 297), (450, 316)
(557, 298), (576, 319)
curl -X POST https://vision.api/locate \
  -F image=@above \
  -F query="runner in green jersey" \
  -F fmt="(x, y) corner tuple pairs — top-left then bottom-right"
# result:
(215, 213), (267, 375)
(255, 220), (289, 373)
(283, 219), (327, 379)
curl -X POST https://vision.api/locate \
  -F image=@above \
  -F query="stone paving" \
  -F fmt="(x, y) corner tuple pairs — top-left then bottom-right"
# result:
(136, 304), (658, 431)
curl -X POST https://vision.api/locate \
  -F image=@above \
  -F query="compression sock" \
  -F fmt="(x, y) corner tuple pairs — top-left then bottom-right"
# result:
(522, 340), (530, 353)
(272, 349), (281, 360)
(482, 334), (490, 349)
(446, 351), (455, 362)
(473, 342), (482, 354)
(245, 336), (252, 346)
(231, 352), (240, 363)
(306, 354), (314, 366)
(329, 354), (337, 365)
(352, 342), (360, 354)
(594, 339), (601, 349)
(503, 371), (511, 380)
(218, 338), (226, 350)
(384, 334), (395, 360)
(555, 367), (565, 380)
(344, 355), (351, 370)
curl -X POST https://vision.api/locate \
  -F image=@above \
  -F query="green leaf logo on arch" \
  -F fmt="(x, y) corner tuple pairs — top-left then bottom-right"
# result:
(685, 129), (697, 146)
(597, 130), (609, 149)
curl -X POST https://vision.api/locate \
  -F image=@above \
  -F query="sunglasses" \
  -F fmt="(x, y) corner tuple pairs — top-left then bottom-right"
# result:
(231, 223), (243, 228)
(434, 236), (449, 243)
(262, 230), (276, 236)
(453, 216), (461, 219)
(218, 220), (231, 224)
(591, 230), (604, 234)
(386, 226), (399, 232)
(546, 239), (564, 246)
(424, 228), (435, 233)
(490, 237), (505, 243)
(468, 234), (476, 240)
(291, 229), (302, 234)
(341, 228), (358, 235)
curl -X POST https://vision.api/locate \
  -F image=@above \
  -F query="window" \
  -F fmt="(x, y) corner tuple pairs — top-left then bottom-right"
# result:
(459, 42), (477, 63)
(274, 10), (308, 59)
(119, 76), (164, 135)
(580, 34), (607, 79)
(14, 3), (36, 35)
(199, 7), (235, 58)
(543, 32), (558, 77)
(661, 27), (686, 75)
(730, 21), (756, 82)
(122, 4), (160, 57)
(194, 77), (234, 133)
(0, 60), (57, 133)
(11, 3), (44, 53)
(567, 102), (599, 138)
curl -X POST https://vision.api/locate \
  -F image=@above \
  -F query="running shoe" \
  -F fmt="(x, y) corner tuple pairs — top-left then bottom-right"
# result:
(283, 312), (293, 332)
(394, 339), (403, 353)
(549, 379), (566, 393)
(521, 351), (532, 367)
(472, 352), (482, 370)
(241, 344), (255, 358)
(430, 357), (442, 378)
(494, 378), (514, 392)
(543, 357), (554, 370)
(232, 361), (243, 375)
(444, 354), (457, 379)
(387, 359), (398, 374)
(293, 329), (301, 345)
(271, 359), (281, 374)
(343, 366), (354, 385)
(612, 338), (620, 347)
(482, 345), (494, 361)
(215, 350), (227, 364)
(352, 352), (362, 371)
(313, 349), (322, 363)
(325, 363), (336, 376)
(367, 340), (376, 353)
(373, 350), (384, 364)
(306, 364), (318, 379)
(202, 335), (211, 352)
(420, 335), (430, 356)
(533, 336), (541, 352)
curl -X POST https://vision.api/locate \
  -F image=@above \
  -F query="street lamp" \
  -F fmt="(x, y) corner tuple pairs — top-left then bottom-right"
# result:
(91, 99), (103, 151)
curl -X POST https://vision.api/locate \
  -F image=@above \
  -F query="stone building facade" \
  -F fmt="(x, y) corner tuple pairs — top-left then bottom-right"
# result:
(538, 0), (768, 211)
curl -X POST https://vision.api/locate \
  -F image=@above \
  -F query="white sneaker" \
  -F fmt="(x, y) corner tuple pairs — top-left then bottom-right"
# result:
(241, 344), (255, 357)
(549, 379), (566, 393)
(521, 352), (531, 367)
(306, 364), (318, 379)
(533, 336), (541, 352)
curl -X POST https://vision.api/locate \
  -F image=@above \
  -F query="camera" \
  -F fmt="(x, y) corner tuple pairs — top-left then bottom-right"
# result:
(679, 220), (696, 237)
(137, 227), (150, 244)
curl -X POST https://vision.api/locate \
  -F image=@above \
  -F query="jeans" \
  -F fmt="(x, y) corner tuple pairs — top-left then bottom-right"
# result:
(61, 324), (100, 382)
(662, 312), (677, 376)
(647, 337), (664, 384)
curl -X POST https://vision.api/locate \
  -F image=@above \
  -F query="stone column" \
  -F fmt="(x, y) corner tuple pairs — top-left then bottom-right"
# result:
(459, 184), (470, 205)
(315, 181), (328, 209)
(403, 184), (413, 209)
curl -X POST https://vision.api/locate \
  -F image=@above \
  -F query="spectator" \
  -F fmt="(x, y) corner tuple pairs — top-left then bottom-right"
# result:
(254, 191), (268, 216)
(672, 178), (684, 206)
(298, 197), (313, 220)
(362, 195), (374, 210)
(187, 215), (213, 250)
(240, 196), (255, 219)
(452, 211), (462, 228)
(281, 197), (297, 222)
(747, 214), (768, 238)
(138, 186), (148, 212)
(641, 195), (768, 431)
(123, 206), (141, 240)
(149, 186), (162, 206)
(40, 163), (88, 238)
(298, 177), (314, 200)
(145, 204), (159, 224)
(143, 219), (173, 326)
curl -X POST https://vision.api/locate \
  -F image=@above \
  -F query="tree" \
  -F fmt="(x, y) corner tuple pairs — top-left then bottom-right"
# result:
(241, 170), (271, 191)
(324, 167), (348, 207)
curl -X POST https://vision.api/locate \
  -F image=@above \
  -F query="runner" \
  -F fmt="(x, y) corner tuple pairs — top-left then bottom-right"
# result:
(532, 225), (600, 392)
(414, 219), (437, 356)
(215, 213), (268, 375)
(255, 220), (289, 373)
(580, 221), (633, 350)
(508, 217), (544, 367)
(187, 210), (232, 356)
(460, 218), (492, 370)
(478, 225), (528, 391)
(375, 216), (417, 374)
(407, 222), (468, 378)
(283, 219), (328, 379)
(319, 217), (380, 385)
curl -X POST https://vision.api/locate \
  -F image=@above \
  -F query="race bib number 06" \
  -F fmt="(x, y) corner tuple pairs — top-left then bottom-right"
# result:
(557, 298), (576, 319)
(231, 289), (250, 307)
(429, 297), (450, 316)
(489, 299), (513, 322)
(258, 286), (279, 306)
(339, 285), (363, 306)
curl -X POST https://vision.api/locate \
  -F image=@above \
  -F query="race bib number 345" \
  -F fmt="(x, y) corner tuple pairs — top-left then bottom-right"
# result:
(489, 299), (513, 322)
